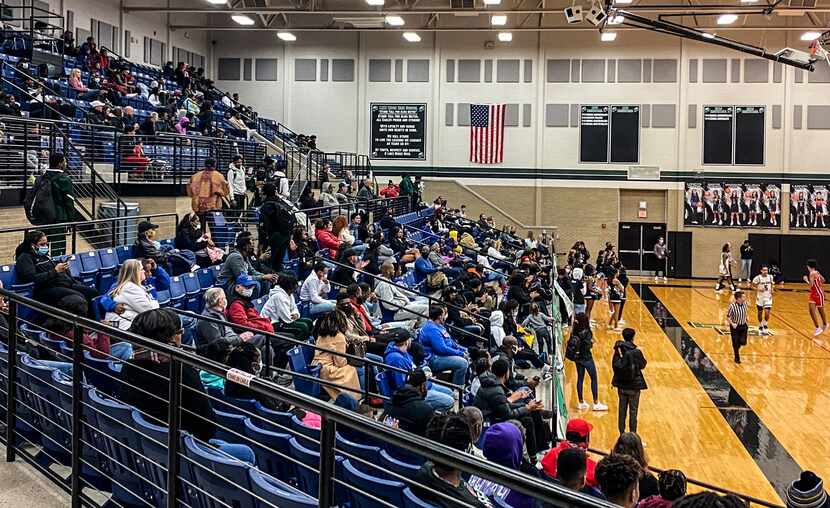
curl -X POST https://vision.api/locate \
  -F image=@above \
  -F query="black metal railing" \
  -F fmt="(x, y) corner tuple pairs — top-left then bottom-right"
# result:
(0, 289), (613, 508)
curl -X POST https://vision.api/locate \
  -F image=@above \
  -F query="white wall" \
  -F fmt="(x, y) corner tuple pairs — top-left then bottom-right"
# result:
(212, 28), (830, 176)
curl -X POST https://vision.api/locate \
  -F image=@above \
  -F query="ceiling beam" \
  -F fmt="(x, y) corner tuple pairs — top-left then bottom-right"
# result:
(127, 5), (830, 13)
(168, 24), (830, 30)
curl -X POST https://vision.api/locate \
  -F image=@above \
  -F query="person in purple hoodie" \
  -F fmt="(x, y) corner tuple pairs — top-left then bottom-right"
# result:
(467, 422), (534, 508)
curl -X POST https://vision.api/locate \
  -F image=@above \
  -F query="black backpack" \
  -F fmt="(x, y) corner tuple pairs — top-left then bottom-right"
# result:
(259, 200), (295, 237)
(24, 173), (57, 225)
(612, 347), (637, 384)
(565, 333), (580, 361)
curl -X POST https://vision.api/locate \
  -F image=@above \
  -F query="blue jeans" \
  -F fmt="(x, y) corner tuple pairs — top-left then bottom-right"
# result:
(574, 303), (586, 315)
(310, 300), (336, 316)
(357, 352), (383, 392)
(110, 342), (133, 361)
(430, 355), (468, 387)
(208, 439), (256, 464)
(485, 271), (507, 286)
(425, 383), (455, 413)
(576, 359), (598, 403)
(180, 315), (198, 346)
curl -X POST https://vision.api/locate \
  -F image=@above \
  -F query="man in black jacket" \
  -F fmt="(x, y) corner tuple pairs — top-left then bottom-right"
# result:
(473, 359), (548, 456)
(611, 328), (648, 435)
(387, 370), (435, 436)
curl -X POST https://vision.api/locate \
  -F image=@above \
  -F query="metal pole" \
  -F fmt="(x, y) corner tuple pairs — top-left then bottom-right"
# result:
(264, 335), (272, 378)
(5, 300), (18, 461)
(317, 415), (337, 508)
(70, 322), (84, 508)
(166, 358), (182, 508)
(71, 225), (77, 254)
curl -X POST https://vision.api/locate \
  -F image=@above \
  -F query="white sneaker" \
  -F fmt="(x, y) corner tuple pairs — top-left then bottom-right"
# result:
(814, 327), (823, 336)
(654, 276), (659, 282)
(618, 319), (626, 325)
(592, 402), (608, 411)
(577, 402), (590, 411)
(662, 277), (668, 282)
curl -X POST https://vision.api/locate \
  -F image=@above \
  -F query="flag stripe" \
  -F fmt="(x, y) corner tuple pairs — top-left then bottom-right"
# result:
(469, 103), (505, 164)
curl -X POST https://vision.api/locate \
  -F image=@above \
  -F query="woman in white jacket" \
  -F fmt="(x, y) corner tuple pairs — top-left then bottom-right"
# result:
(105, 259), (160, 330)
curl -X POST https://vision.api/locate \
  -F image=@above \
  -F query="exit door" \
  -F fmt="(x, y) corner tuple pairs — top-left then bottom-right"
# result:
(618, 222), (667, 274)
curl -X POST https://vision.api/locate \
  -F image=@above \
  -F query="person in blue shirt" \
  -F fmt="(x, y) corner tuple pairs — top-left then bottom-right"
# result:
(384, 330), (454, 413)
(414, 246), (447, 288)
(418, 305), (469, 387)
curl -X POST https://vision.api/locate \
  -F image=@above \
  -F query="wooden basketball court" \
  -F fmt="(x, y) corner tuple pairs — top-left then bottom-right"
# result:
(562, 279), (830, 504)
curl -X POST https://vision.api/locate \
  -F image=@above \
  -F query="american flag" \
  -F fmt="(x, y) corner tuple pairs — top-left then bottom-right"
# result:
(470, 104), (506, 164)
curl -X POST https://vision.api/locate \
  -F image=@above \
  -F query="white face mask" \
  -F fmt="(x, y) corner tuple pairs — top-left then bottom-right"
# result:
(152, 240), (161, 249)
(239, 287), (254, 298)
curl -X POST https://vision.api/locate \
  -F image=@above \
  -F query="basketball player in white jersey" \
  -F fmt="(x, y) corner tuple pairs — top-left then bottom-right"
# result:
(752, 265), (774, 335)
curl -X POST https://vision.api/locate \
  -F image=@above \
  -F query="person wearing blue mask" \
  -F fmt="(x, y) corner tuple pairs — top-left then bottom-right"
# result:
(14, 230), (99, 314)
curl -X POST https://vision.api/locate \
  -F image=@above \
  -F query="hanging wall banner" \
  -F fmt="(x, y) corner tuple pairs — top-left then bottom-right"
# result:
(370, 103), (427, 160)
(790, 184), (830, 229)
(684, 182), (781, 228)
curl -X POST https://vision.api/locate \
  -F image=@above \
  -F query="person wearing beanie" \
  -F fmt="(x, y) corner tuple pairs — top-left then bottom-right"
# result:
(467, 422), (534, 508)
(787, 471), (830, 508)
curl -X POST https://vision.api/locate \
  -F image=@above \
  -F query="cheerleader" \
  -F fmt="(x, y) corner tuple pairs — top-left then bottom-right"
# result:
(583, 264), (599, 327)
(814, 192), (827, 228)
(797, 192), (808, 228)
(728, 191), (740, 226)
(608, 270), (625, 332)
(768, 188), (779, 226)
(712, 192), (723, 226)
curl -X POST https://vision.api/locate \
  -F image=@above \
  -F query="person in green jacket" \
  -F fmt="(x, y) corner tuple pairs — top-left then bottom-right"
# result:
(41, 153), (80, 256)
(399, 173), (415, 208)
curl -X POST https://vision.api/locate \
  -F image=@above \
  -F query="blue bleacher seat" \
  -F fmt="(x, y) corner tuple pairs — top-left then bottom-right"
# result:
(0, 264), (15, 289)
(19, 355), (71, 464)
(243, 417), (296, 481)
(254, 401), (294, 432)
(116, 245), (133, 264)
(342, 458), (407, 508)
(183, 435), (256, 507)
(97, 248), (119, 292)
(214, 408), (247, 443)
(197, 267), (216, 290)
(168, 276), (186, 309)
(289, 437), (323, 497)
(78, 250), (101, 289)
(182, 272), (202, 311)
(290, 414), (321, 451)
(379, 449), (421, 481)
(91, 295), (107, 321)
(156, 289), (171, 307)
(81, 351), (120, 396)
(287, 346), (322, 400)
(493, 495), (514, 508)
(403, 487), (439, 508)
(252, 297), (266, 312)
(336, 432), (382, 473)
(249, 468), (317, 508)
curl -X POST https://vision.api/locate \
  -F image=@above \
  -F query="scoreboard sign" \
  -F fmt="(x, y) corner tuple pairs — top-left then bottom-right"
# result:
(370, 103), (427, 160)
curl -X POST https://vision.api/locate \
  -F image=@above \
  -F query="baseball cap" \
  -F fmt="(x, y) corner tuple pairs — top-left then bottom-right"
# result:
(342, 248), (357, 259)
(235, 273), (257, 288)
(566, 419), (593, 438)
(90, 100), (105, 108)
(137, 221), (159, 234)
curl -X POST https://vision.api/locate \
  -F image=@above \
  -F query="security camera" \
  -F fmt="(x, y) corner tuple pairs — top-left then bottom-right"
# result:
(585, 0), (607, 26)
(564, 5), (583, 23)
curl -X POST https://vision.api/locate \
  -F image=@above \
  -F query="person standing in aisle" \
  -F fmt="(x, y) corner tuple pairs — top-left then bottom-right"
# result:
(751, 265), (774, 336)
(726, 291), (749, 364)
(187, 158), (230, 229)
(653, 237), (669, 283)
(611, 328), (647, 435)
(805, 259), (828, 337)
(739, 239), (753, 286)
(227, 155), (247, 221)
(715, 243), (736, 293)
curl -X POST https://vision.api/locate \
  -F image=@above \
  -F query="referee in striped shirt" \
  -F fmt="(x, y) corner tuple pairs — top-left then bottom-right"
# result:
(727, 291), (749, 364)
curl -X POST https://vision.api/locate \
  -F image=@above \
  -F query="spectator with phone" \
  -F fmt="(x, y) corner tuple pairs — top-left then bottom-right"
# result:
(387, 369), (436, 436)
(14, 230), (99, 313)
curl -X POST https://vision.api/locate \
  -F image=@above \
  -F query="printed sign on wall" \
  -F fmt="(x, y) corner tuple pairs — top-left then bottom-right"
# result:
(684, 182), (781, 228)
(370, 103), (426, 160)
(790, 184), (830, 229)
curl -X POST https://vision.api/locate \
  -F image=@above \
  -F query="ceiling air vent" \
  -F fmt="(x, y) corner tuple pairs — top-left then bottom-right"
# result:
(451, 0), (475, 9)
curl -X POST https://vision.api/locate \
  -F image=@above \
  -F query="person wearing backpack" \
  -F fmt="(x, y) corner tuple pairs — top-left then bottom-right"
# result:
(567, 313), (608, 412)
(26, 153), (79, 256)
(612, 328), (648, 435)
(258, 183), (295, 271)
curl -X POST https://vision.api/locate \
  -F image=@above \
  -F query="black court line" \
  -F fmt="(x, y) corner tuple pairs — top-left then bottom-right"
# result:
(634, 283), (802, 500)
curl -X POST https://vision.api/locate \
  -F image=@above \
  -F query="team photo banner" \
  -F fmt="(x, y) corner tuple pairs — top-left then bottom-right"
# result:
(684, 182), (781, 228)
(790, 184), (830, 229)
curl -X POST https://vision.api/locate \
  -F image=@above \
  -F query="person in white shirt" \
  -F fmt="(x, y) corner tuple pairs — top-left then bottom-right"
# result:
(485, 239), (512, 272)
(374, 262), (429, 324)
(261, 273), (314, 342)
(227, 154), (247, 214)
(752, 265), (775, 335)
(299, 261), (335, 316)
(105, 259), (159, 330)
(476, 253), (506, 286)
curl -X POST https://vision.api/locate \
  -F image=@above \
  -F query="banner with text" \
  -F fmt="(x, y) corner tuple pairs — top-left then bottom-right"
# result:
(370, 103), (426, 160)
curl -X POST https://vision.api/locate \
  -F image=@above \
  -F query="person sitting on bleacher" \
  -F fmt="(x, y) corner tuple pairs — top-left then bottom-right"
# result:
(319, 183), (339, 208)
(46, 293), (133, 361)
(68, 68), (101, 101)
(314, 218), (341, 258)
(375, 261), (429, 324)
(196, 338), (233, 390)
(197, 287), (255, 348)
(88, 100), (109, 125)
(329, 248), (363, 289)
(312, 309), (361, 405)
(216, 233), (276, 298)
(299, 261), (335, 317)
(419, 305), (469, 388)
(387, 369), (435, 437)
(261, 272), (313, 343)
(226, 274), (285, 364)
(175, 213), (223, 268)
(389, 226), (417, 264)
(133, 220), (170, 264)
(224, 342), (282, 409)
(104, 259), (160, 331)
(415, 245), (448, 290)
(384, 330), (454, 413)
(14, 230), (100, 314)
(119, 308), (255, 462)
(78, 36), (95, 62)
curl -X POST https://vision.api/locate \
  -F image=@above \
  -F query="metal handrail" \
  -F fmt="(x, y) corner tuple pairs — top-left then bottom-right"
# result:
(1, 289), (614, 508)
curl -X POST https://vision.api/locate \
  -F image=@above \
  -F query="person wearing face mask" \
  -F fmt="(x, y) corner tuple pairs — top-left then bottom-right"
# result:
(216, 234), (277, 298)
(14, 230), (99, 312)
(226, 274), (286, 367)
(223, 342), (281, 409)
(118, 308), (255, 463)
(133, 221), (170, 264)
(196, 287), (256, 348)
(175, 212), (222, 267)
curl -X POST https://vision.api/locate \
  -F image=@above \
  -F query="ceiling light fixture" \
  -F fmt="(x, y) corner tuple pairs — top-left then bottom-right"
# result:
(717, 14), (738, 24)
(802, 31), (821, 41)
(702, 32), (716, 39)
(608, 14), (624, 24)
(403, 32), (421, 42)
(491, 14), (507, 25)
(366, 0), (385, 5)
(601, 31), (617, 41)
(483, 0), (502, 4)
(206, 0), (227, 4)
(614, 0), (633, 4)
(231, 14), (255, 25)
(498, 32), (512, 42)
(385, 15), (405, 26)
(277, 32), (296, 41)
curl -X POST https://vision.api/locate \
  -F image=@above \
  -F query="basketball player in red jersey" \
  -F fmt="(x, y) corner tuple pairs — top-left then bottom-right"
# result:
(804, 259), (828, 336)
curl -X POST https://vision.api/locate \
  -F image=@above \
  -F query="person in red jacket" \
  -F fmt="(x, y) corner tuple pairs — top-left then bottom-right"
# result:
(540, 419), (599, 489)
(226, 274), (293, 370)
(314, 218), (341, 258)
(378, 180), (400, 198)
